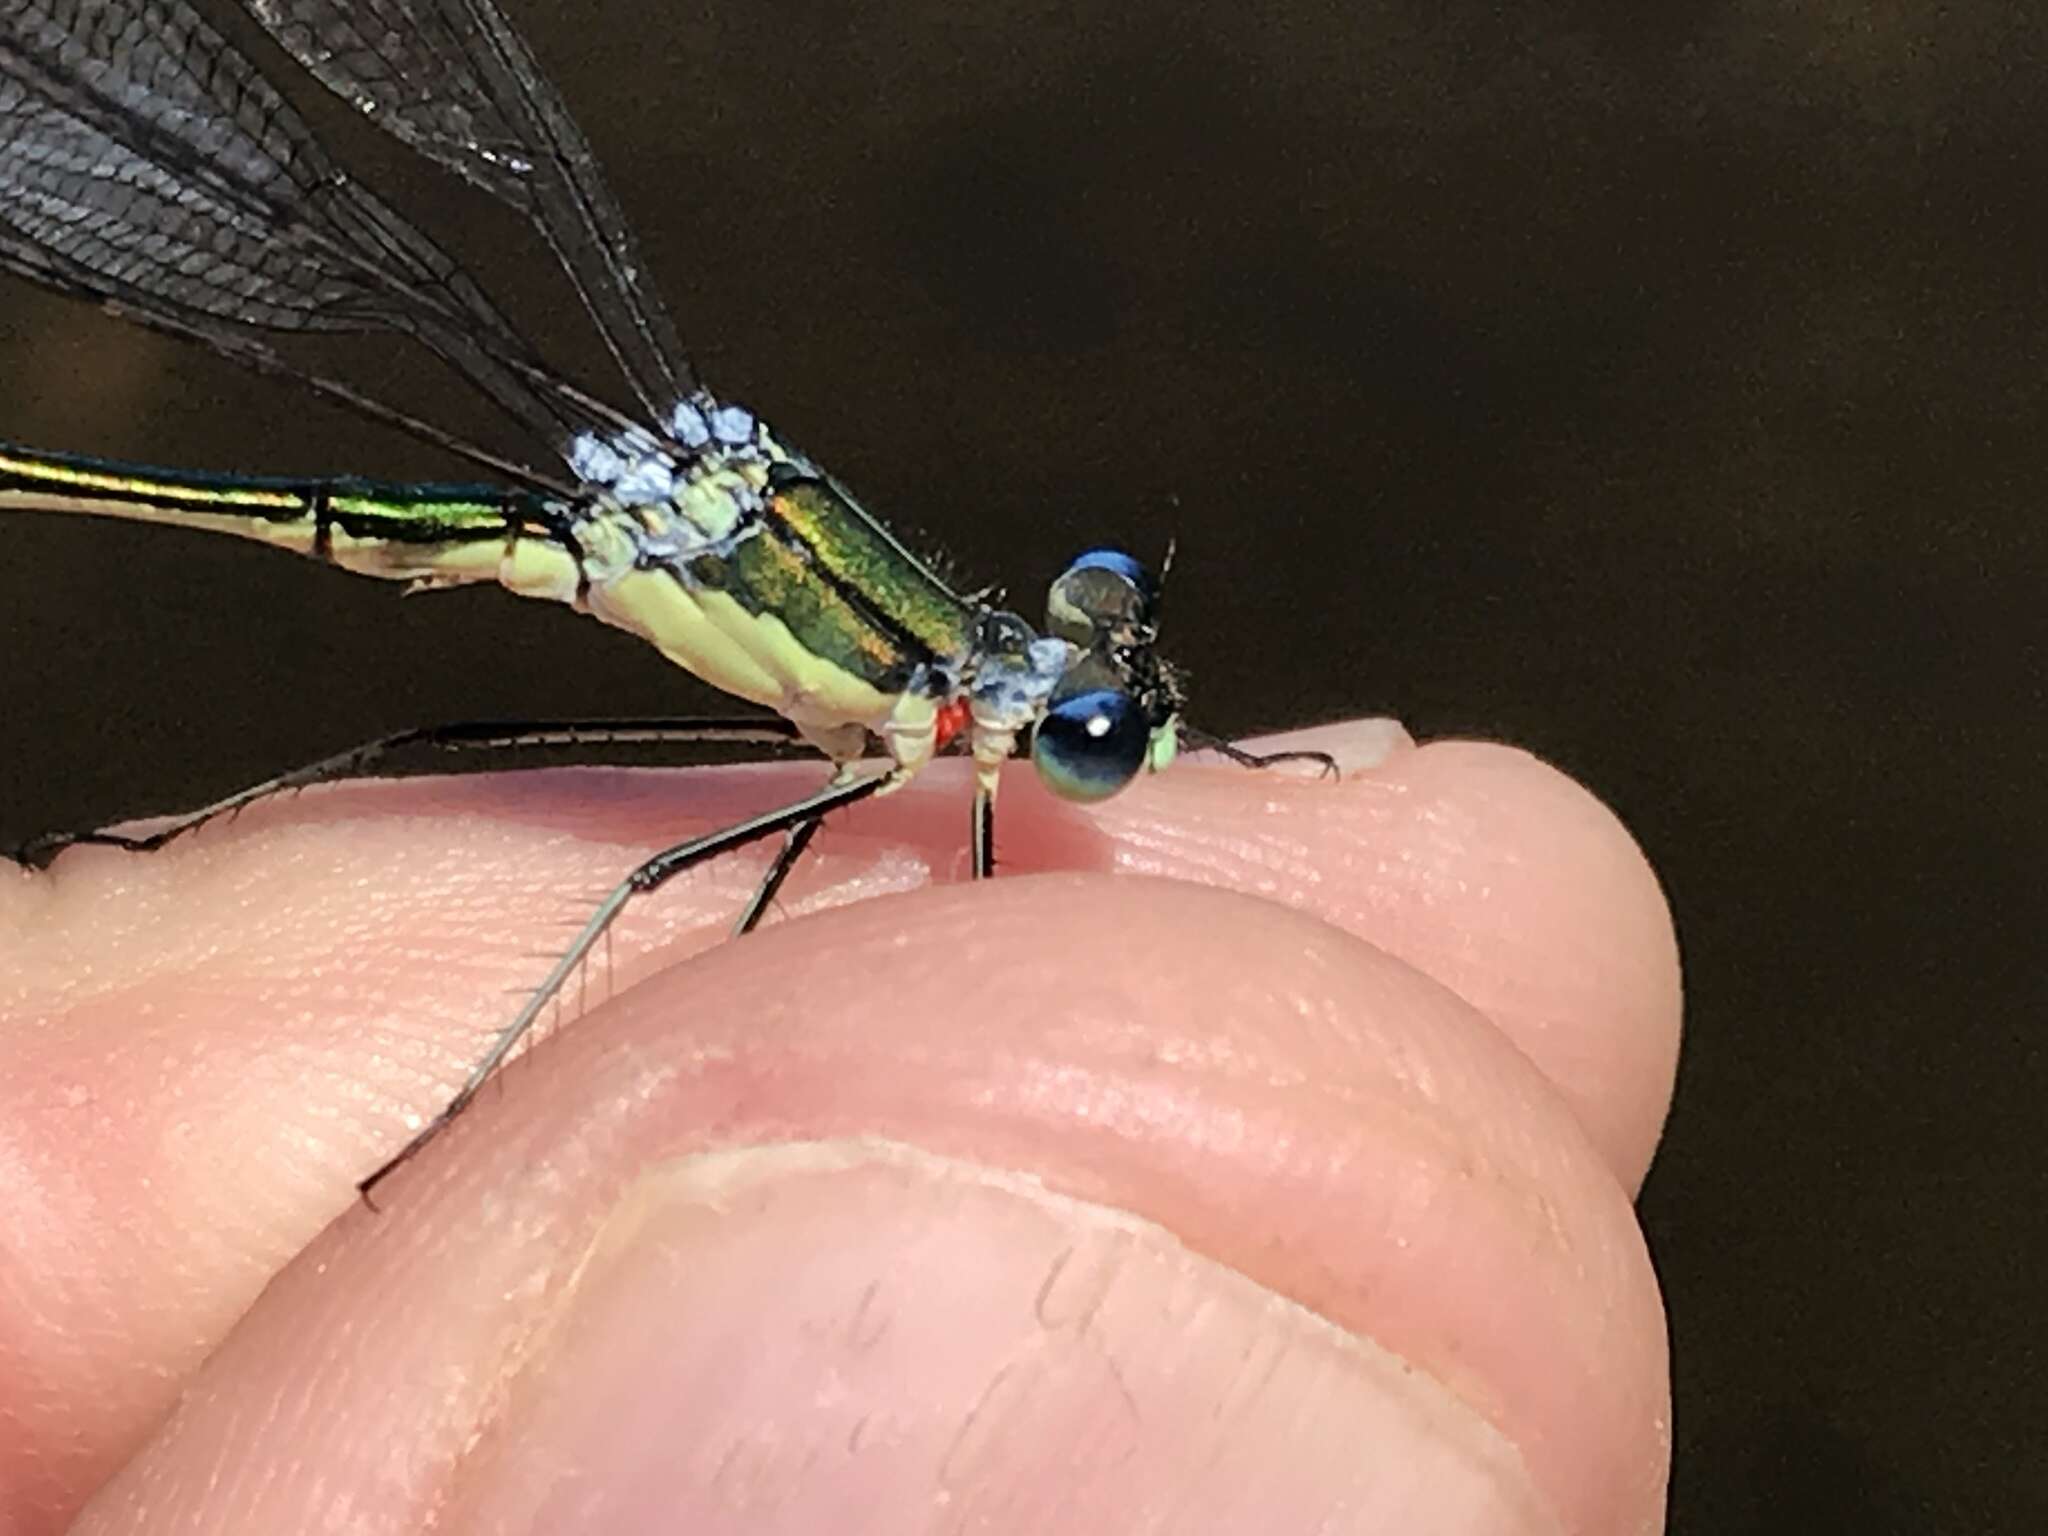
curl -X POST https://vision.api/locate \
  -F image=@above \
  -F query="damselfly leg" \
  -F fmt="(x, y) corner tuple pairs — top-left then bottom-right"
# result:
(18, 703), (1327, 1201)
(350, 730), (1329, 1197)
(732, 815), (830, 936)
(1180, 728), (1345, 779)
(10, 717), (813, 868)
(356, 762), (903, 1200)
(2, 0), (1352, 1207)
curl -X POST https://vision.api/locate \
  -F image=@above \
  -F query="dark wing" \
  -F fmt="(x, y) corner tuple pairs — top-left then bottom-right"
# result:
(0, 0), (616, 476)
(248, 0), (695, 419)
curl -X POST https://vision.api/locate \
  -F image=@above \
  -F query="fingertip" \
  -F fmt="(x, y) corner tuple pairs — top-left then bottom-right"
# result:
(1080, 729), (1682, 1186)
(71, 876), (1666, 1536)
(1397, 739), (1684, 1185)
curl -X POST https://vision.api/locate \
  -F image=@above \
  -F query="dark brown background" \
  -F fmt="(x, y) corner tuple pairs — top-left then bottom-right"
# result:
(1, 2), (2039, 1528)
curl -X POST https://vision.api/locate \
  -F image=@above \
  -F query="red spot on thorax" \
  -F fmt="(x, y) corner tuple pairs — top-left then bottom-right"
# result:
(934, 697), (972, 749)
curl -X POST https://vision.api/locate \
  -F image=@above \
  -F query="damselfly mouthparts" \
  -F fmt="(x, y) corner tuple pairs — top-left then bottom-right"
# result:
(0, 0), (1332, 1195)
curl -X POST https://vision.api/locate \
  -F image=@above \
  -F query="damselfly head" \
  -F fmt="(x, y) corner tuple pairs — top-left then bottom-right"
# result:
(1031, 547), (1183, 802)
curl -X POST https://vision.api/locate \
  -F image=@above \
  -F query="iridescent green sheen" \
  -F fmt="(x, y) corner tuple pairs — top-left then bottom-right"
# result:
(684, 477), (976, 691)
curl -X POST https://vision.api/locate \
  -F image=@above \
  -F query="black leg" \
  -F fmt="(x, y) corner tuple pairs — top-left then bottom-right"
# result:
(357, 763), (900, 1202)
(1178, 725), (1342, 781)
(13, 715), (808, 869)
(970, 783), (996, 877)
(730, 813), (827, 935)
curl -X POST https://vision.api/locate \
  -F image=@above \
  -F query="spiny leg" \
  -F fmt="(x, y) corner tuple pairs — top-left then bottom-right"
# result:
(729, 813), (827, 936)
(746, 765), (989, 942)
(358, 763), (902, 1202)
(1178, 725), (1342, 780)
(971, 783), (997, 878)
(13, 716), (807, 868)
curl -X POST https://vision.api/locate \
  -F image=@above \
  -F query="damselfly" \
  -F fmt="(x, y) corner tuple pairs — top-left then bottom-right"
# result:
(0, 0), (1331, 1194)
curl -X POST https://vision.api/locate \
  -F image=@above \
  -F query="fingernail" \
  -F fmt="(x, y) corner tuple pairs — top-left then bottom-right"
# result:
(457, 1139), (1558, 1534)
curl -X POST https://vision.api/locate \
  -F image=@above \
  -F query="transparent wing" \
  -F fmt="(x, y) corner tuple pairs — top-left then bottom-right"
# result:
(0, 0), (609, 460)
(0, 224), (573, 492)
(248, 0), (695, 419)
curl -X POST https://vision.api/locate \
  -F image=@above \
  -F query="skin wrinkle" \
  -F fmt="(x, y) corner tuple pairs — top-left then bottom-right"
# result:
(500, 1145), (1561, 1533)
(645, 887), (1628, 1423)
(9, 728), (1674, 1534)
(523, 889), (1639, 1524)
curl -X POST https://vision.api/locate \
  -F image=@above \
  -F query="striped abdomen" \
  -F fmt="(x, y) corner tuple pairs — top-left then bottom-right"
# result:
(0, 442), (569, 591)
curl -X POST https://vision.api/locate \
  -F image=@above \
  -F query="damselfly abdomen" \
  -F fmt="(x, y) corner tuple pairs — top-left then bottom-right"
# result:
(0, 0), (1331, 1193)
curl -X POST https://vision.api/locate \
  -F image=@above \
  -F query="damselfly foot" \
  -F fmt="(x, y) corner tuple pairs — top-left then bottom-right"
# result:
(1180, 726), (1344, 781)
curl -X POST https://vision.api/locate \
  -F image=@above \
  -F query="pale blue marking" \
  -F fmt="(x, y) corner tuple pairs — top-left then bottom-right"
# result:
(569, 432), (625, 485)
(669, 398), (711, 447)
(711, 404), (755, 445)
(614, 426), (662, 459)
(970, 634), (1072, 725)
(1027, 637), (1072, 679)
(613, 453), (678, 507)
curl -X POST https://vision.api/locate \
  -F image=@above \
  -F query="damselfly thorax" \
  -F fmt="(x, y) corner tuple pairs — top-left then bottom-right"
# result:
(0, 0), (1331, 1196)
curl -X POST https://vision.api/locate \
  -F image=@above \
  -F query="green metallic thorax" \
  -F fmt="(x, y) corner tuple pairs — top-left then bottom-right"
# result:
(683, 477), (976, 694)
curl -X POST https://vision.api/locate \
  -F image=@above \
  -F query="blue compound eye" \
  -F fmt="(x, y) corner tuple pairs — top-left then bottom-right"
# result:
(1032, 686), (1152, 801)
(1045, 547), (1160, 646)
(1065, 547), (1157, 607)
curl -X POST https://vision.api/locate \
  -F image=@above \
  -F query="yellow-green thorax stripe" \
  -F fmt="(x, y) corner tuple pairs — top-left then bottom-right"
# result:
(673, 477), (976, 695)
